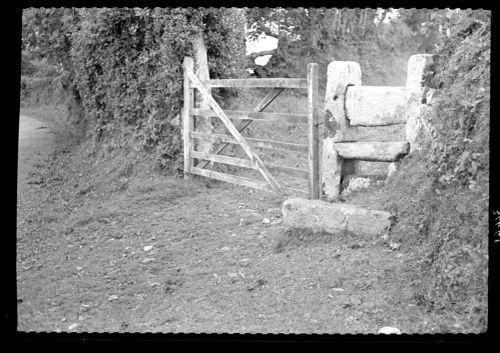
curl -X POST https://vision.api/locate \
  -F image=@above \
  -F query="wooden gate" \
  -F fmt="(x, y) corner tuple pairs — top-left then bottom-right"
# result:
(182, 56), (320, 199)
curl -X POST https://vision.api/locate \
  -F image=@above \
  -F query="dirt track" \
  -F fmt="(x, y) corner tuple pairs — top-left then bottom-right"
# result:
(16, 114), (462, 334)
(18, 115), (54, 182)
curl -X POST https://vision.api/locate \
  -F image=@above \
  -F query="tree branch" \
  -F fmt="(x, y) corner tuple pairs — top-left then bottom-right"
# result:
(247, 49), (277, 60)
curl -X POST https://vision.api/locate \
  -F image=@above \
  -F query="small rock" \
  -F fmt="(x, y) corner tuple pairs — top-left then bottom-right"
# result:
(108, 295), (119, 302)
(262, 218), (271, 224)
(61, 318), (67, 322)
(149, 282), (160, 287)
(344, 177), (371, 195)
(78, 315), (85, 321)
(389, 241), (401, 251)
(332, 288), (344, 292)
(239, 258), (250, 267)
(229, 233), (237, 237)
(351, 297), (362, 305)
(221, 246), (231, 251)
(76, 267), (83, 271)
(378, 326), (402, 334)
(267, 207), (281, 214)
(143, 245), (154, 252)
(142, 257), (156, 264)
(396, 253), (403, 258)
(387, 162), (398, 179)
(68, 323), (78, 330)
(227, 272), (238, 278)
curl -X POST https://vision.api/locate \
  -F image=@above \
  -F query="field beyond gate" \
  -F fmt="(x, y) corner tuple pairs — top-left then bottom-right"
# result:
(182, 57), (320, 199)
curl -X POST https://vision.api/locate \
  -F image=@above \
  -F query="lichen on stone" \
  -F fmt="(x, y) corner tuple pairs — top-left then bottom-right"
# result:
(324, 109), (338, 138)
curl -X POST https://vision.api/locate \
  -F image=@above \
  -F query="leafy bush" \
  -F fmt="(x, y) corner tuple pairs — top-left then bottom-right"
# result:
(21, 51), (36, 76)
(422, 9), (490, 192)
(22, 7), (247, 172)
(383, 9), (489, 331)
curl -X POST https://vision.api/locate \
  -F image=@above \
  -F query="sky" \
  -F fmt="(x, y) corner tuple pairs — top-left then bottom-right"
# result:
(246, 34), (278, 66)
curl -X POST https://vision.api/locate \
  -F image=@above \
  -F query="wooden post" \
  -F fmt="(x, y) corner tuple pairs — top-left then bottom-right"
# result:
(193, 34), (213, 158)
(183, 57), (194, 180)
(307, 63), (320, 199)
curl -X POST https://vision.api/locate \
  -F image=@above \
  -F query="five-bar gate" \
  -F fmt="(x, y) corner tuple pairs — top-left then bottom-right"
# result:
(182, 56), (320, 199)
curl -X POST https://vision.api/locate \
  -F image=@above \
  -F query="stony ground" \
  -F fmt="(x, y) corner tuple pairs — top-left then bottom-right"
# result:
(16, 113), (469, 334)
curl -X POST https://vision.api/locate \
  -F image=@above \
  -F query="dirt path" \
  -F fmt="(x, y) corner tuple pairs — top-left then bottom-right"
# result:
(16, 114), (459, 334)
(18, 115), (54, 182)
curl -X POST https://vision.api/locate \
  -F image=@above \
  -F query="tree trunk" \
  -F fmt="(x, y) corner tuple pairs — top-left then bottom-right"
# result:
(248, 49), (278, 61)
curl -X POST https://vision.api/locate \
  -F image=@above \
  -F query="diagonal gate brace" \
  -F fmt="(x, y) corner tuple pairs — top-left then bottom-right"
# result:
(186, 69), (282, 192)
(197, 87), (284, 170)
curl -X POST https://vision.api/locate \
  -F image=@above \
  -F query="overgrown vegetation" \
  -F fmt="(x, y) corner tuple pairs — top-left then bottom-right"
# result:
(383, 9), (489, 331)
(246, 8), (441, 87)
(22, 7), (247, 172)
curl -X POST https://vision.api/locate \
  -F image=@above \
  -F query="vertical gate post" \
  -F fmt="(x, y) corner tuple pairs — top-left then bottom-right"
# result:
(183, 57), (194, 180)
(307, 63), (320, 199)
(193, 34), (213, 159)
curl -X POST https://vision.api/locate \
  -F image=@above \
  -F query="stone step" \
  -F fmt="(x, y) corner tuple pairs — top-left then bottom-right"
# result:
(282, 198), (392, 237)
(334, 142), (409, 162)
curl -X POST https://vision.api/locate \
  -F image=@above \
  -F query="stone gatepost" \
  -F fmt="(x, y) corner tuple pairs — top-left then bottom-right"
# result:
(405, 54), (434, 153)
(321, 61), (361, 201)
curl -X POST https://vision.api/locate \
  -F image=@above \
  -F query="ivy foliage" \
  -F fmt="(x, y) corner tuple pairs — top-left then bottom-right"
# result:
(383, 9), (490, 329)
(421, 9), (490, 190)
(22, 7), (247, 171)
